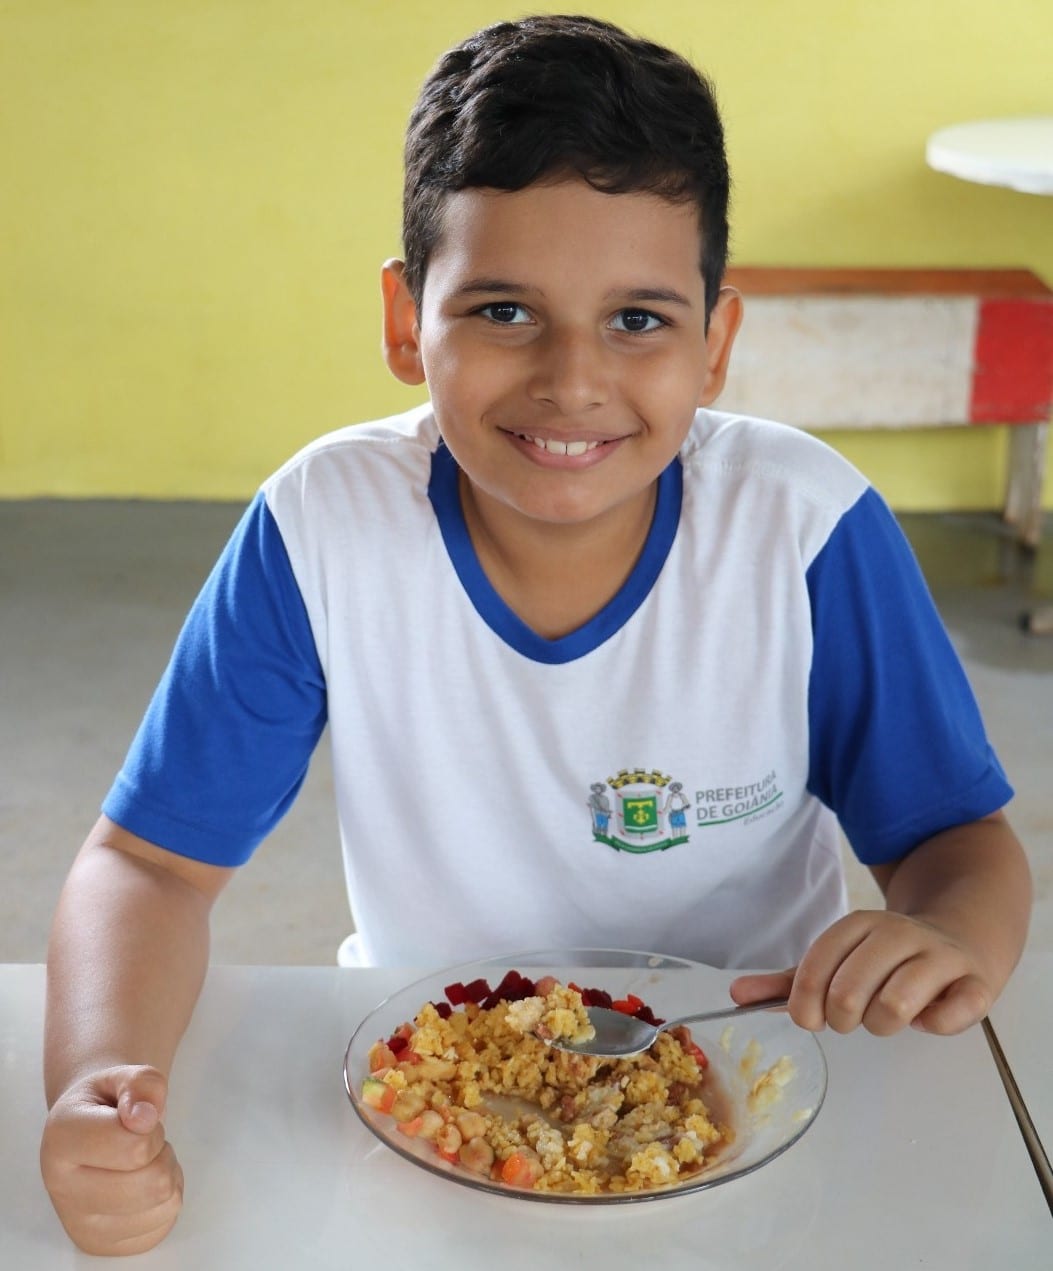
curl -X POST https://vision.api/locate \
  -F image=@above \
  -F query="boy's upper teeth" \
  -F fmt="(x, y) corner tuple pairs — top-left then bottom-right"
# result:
(521, 434), (602, 456)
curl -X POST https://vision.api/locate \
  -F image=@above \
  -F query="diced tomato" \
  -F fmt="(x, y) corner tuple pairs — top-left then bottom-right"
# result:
(567, 982), (583, 994)
(361, 1078), (397, 1114)
(685, 1041), (709, 1069)
(610, 998), (637, 1015)
(669, 1025), (708, 1068)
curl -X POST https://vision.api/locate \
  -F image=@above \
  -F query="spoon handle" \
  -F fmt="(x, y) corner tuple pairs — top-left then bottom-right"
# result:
(666, 996), (790, 1030)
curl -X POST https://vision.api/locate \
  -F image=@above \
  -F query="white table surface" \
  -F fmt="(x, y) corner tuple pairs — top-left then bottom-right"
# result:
(2, 962), (1049, 1269)
(989, 953), (1053, 1175)
(926, 117), (1053, 195)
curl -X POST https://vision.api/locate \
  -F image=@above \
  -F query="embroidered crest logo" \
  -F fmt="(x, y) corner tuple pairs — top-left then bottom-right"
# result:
(587, 769), (690, 854)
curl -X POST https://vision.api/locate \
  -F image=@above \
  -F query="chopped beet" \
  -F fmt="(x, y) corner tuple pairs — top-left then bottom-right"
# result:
(581, 987), (613, 1009)
(386, 1034), (410, 1056)
(441, 967), (665, 1029)
(480, 969), (537, 1010)
(634, 1004), (665, 1027)
(433, 1001), (453, 1019)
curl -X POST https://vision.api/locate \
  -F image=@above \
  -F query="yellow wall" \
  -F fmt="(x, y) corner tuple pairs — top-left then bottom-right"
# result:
(2, 0), (1051, 505)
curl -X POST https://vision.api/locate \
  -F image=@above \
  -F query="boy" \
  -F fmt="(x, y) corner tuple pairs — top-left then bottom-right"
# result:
(40, 14), (1030, 1255)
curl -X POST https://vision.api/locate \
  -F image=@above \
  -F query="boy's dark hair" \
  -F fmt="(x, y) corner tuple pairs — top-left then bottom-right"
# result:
(402, 14), (730, 321)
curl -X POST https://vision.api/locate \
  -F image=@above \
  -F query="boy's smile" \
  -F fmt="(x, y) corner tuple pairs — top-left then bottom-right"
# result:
(382, 178), (740, 617)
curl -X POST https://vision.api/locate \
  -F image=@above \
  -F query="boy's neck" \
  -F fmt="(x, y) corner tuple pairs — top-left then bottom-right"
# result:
(458, 473), (658, 640)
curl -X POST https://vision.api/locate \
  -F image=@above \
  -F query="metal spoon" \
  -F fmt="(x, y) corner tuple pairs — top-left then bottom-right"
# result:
(543, 996), (790, 1059)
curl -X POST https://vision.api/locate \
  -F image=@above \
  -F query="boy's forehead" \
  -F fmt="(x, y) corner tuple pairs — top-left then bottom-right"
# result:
(426, 179), (707, 292)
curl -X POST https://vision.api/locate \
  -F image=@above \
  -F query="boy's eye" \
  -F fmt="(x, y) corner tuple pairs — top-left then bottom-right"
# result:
(479, 302), (530, 324)
(610, 308), (665, 334)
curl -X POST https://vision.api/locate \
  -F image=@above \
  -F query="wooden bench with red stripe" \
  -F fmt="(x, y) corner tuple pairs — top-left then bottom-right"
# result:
(720, 267), (1053, 547)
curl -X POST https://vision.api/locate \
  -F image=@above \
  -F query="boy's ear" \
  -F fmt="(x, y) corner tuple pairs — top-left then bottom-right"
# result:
(698, 286), (743, 406)
(381, 259), (426, 386)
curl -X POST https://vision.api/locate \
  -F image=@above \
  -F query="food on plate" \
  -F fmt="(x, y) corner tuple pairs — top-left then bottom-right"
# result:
(360, 969), (772, 1194)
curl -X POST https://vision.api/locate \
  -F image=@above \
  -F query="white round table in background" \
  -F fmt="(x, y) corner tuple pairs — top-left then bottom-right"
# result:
(927, 117), (1053, 195)
(926, 116), (1053, 634)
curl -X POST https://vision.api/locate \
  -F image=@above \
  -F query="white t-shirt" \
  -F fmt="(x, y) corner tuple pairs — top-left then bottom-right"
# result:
(104, 406), (1012, 968)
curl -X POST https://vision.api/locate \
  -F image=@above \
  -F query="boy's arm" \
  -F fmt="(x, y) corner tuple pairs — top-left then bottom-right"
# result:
(730, 811), (1031, 1035)
(41, 814), (234, 1256)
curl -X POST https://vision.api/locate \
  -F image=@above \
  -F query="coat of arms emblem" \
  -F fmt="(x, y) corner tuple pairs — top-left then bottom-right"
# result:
(588, 769), (690, 854)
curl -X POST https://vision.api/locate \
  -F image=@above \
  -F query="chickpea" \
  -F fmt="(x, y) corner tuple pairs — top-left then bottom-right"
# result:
(455, 1111), (488, 1140)
(435, 1122), (463, 1157)
(459, 1137), (496, 1176)
(390, 1090), (427, 1123)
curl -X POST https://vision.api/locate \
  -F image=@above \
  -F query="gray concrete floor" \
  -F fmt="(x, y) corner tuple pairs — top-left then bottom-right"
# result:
(1, 501), (1051, 965)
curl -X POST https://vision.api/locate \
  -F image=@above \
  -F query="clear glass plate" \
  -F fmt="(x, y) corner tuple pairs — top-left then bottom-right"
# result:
(342, 948), (827, 1204)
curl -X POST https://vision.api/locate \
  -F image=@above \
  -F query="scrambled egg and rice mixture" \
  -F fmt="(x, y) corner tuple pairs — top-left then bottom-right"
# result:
(362, 977), (732, 1194)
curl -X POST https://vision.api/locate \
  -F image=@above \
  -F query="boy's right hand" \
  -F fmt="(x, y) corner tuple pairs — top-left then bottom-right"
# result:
(40, 1065), (183, 1256)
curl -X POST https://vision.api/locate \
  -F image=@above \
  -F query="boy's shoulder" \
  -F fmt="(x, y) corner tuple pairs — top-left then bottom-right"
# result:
(683, 408), (870, 513)
(262, 403), (439, 495)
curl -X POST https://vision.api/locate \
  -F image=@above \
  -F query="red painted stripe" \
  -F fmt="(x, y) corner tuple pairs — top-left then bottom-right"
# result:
(969, 298), (1053, 424)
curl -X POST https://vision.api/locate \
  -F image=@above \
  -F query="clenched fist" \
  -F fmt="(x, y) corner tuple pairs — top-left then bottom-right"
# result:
(40, 1065), (183, 1256)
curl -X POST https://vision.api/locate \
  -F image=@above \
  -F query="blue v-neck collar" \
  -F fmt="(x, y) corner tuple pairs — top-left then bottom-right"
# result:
(427, 445), (682, 664)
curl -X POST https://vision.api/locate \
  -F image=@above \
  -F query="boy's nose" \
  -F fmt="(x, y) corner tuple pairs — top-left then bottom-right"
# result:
(527, 330), (610, 413)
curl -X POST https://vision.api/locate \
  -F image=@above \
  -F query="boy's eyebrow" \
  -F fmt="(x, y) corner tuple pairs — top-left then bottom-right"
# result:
(452, 277), (538, 298)
(611, 287), (695, 308)
(450, 280), (696, 307)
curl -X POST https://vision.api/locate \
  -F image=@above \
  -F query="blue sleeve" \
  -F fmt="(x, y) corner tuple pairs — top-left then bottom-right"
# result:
(806, 488), (1012, 864)
(103, 492), (328, 865)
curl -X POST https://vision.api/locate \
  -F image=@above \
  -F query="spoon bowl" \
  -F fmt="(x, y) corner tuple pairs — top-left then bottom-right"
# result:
(544, 995), (790, 1058)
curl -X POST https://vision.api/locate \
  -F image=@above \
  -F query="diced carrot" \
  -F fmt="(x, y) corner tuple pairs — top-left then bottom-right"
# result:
(500, 1148), (542, 1188)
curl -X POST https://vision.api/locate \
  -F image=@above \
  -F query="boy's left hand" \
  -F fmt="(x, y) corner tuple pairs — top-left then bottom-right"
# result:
(728, 909), (993, 1037)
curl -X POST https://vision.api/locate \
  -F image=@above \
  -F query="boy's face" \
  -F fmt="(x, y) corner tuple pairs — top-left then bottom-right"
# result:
(383, 178), (740, 541)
